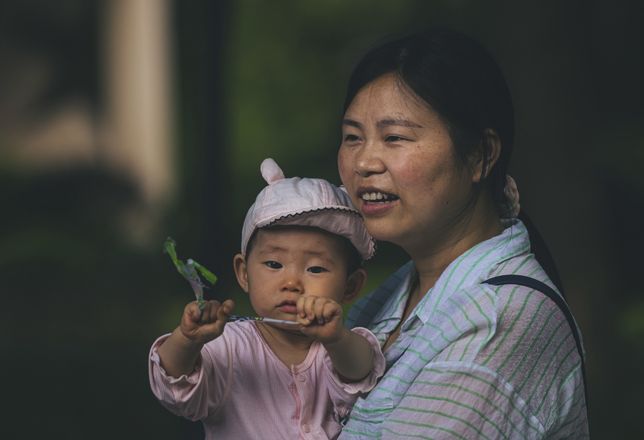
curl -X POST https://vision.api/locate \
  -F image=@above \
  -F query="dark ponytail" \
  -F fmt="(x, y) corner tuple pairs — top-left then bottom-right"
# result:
(518, 211), (565, 295)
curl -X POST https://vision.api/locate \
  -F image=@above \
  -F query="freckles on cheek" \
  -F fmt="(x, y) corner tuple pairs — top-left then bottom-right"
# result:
(403, 161), (435, 189)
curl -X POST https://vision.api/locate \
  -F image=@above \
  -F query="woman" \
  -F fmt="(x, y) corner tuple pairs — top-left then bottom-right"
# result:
(337, 29), (589, 438)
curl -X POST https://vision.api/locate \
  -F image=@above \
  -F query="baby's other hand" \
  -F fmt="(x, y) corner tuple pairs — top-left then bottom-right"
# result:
(180, 299), (234, 344)
(296, 296), (345, 343)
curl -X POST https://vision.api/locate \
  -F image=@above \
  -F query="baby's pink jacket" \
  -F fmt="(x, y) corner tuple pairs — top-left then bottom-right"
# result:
(149, 321), (385, 439)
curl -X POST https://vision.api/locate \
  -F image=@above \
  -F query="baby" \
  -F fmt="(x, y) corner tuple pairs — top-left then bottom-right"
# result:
(149, 158), (385, 439)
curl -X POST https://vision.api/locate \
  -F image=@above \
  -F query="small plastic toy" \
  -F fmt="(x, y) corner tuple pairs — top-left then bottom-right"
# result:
(164, 237), (297, 326)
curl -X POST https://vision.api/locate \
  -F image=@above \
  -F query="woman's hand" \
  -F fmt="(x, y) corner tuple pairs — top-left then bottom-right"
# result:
(180, 299), (235, 345)
(296, 295), (346, 344)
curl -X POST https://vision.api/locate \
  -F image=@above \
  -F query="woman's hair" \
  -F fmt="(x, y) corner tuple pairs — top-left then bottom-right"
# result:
(343, 28), (564, 293)
(343, 28), (513, 210)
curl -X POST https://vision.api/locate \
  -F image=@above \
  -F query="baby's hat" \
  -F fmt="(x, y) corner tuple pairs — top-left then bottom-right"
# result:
(241, 158), (375, 260)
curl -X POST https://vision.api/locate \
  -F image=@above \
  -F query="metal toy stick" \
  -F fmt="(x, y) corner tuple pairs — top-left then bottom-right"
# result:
(227, 315), (299, 326)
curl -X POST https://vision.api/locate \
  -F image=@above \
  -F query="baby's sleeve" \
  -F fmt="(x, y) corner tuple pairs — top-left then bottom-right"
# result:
(323, 327), (386, 418)
(148, 334), (232, 421)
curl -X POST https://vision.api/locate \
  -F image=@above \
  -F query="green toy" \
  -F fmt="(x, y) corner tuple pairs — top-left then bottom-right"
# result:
(163, 237), (217, 310)
(163, 237), (297, 326)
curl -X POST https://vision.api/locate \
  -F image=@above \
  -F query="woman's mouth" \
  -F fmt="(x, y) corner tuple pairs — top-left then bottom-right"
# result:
(360, 191), (399, 202)
(358, 190), (399, 215)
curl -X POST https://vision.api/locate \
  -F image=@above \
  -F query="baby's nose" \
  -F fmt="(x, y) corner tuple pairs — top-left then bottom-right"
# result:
(281, 278), (303, 293)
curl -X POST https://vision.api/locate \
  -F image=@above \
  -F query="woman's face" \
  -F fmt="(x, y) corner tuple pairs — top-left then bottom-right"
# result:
(338, 73), (475, 252)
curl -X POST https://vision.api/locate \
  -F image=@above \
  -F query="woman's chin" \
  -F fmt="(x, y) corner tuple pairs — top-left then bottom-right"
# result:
(363, 219), (405, 244)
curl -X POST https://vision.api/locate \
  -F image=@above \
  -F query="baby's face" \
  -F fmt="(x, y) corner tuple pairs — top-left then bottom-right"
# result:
(239, 228), (352, 323)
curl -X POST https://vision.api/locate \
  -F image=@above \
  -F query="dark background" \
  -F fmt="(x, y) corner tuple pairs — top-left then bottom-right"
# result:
(1, 1), (643, 438)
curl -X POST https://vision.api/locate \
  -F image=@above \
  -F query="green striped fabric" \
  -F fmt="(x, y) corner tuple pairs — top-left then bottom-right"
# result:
(341, 220), (588, 439)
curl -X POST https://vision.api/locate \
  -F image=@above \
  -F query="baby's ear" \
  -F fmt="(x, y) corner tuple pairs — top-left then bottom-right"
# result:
(233, 253), (250, 293)
(342, 268), (367, 303)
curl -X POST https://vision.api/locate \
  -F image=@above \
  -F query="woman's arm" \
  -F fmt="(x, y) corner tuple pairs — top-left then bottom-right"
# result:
(342, 282), (589, 439)
(361, 361), (587, 439)
(380, 363), (546, 439)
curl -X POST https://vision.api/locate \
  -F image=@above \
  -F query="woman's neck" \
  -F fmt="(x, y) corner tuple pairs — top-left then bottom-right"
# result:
(405, 195), (503, 305)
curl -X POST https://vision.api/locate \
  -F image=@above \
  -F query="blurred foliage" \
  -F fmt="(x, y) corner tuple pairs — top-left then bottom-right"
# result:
(1, 0), (644, 438)
(223, 0), (486, 224)
(0, 167), (189, 437)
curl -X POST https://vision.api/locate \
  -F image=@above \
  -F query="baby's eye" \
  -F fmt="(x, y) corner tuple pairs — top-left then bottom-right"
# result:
(263, 261), (282, 269)
(307, 266), (328, 274)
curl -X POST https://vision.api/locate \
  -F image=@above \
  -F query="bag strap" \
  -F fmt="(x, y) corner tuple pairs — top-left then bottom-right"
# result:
(483, 275), (588, 406)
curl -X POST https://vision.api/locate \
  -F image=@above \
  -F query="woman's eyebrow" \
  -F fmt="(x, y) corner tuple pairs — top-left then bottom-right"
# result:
(377, 118), (423, 128)
(343, 118), (423, 129)
(342, 118), (362, 128)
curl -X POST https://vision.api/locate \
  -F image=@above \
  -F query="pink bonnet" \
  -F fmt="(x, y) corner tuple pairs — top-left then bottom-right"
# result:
(241, 158), (375, 260)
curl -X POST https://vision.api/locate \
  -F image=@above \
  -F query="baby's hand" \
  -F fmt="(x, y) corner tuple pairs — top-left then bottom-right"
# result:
(180, 299), (234, 345)
(296, 296), (345, 344)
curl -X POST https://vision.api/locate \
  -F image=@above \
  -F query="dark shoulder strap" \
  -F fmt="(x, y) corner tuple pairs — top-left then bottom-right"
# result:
(484, 274), (588, 406)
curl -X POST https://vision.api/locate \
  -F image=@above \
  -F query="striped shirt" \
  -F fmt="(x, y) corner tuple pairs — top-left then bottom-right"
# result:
(340, 219), (588, 439)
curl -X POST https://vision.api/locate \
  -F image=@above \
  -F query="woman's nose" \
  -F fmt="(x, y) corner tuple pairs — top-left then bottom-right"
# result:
(355, 146), (386, 177)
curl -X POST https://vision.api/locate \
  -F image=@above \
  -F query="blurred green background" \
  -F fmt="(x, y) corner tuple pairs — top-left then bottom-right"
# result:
(1, 0), (642, 438)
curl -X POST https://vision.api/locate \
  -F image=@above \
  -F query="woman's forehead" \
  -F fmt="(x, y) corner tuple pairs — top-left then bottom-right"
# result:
(344, 74), (438, 123)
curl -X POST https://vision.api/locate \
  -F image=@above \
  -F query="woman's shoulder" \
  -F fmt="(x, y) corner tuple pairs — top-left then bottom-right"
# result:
(483, 251), (578, 358)
(479, 252), (580, 371)
(431, 276), (585, 430)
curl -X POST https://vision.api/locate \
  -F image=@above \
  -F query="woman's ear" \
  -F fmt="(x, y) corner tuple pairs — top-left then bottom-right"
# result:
(233, 253), (250, 293)
(471, 129), (502, 183)
(342, 268), (367, 304)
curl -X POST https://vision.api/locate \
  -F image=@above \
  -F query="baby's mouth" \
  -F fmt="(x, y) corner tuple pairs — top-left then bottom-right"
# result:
(277, 300), (297, 314)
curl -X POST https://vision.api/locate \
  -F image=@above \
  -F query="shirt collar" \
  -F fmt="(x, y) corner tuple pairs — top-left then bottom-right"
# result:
(366, 261), (415, 331)
(358, 219), (530, 330)
(414, 218), (529, 324)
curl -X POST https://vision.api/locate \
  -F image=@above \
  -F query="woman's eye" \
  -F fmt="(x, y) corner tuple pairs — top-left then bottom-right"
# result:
(263, 261), (282, 269)
(343, 134), (361, 143)
(308, 266), (328, 274)
(385, 135), (407, 142)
